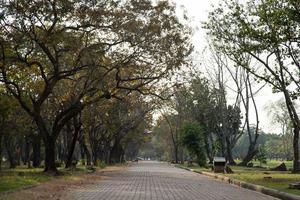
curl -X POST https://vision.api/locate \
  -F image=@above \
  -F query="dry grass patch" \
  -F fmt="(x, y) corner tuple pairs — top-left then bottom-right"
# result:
(0, 165), (127, 200)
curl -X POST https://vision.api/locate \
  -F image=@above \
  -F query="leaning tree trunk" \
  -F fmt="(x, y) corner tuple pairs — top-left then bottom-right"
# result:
(65, 117), (81, 169)
(162, 114), (179, 163)
(293, 126), (299, 172)
(174, 145), (179, 163)
(238, 143), (258, 166)
(281, 87), (300, 172)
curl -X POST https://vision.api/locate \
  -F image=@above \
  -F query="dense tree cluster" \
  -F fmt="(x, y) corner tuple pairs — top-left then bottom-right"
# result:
(0, 0), (297, 174)
(150, 74), (243, 165)
(0, 0), (192, 172)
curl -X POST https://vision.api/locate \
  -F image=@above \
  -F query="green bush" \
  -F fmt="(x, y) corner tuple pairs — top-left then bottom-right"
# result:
(80, 159), (86, 166)
(180, 122), (206, 167)
(196, 151), (206, 167)
(96, 160), (107, 169)
(254, 146), (267, 167)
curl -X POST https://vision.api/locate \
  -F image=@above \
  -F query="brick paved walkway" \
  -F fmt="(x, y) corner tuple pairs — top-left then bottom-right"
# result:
(69, 161), (278, 200)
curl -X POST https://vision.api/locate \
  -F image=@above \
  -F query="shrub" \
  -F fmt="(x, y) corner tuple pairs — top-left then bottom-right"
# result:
(254, 146), (267, 167)
(180, 122), (206, 167)
(96, 160), (107, 169)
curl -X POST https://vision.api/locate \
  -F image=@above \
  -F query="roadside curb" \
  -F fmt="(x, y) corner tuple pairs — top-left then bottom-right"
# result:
(176, 165), (300, 200)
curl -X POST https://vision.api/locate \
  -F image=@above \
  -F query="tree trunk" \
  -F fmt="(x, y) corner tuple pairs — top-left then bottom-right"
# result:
(65, 115), (81, 168)
(110, 141), (119, 164)
(44, 137), (57, 172)
(219, 135), (226, 157)
(34, 116), (56, 172)
(106, 148), (111, 164)
(92, 143), (98, 165)
(85, 148), (91, 166)
(238, 143), (258, 166)
(204, 133), (213, 163)
(32, 135), (41, 168)
(179, 147), (184, 164)
(162, 114), (179, 163)
(104, 142), (111, 164)
(25, 136), (31, 168)
(16, 145), (21, 166)
(80, 139), (91, 166)
(283, 90), (300, 172)
(0, 133), (2, 170)
(34, 109), (82, 172)
(65, 127), (81, 168)
(5, 138), (16, 169)
(80, 145), (85, 165)
(293, 126), (299, 172)
(226, 138), (236, 165)
(174, 145), (179, 163)
(110, 137), (126, 164)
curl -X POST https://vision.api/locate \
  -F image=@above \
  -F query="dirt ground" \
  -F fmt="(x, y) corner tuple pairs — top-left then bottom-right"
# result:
(0, 165), (127, 200)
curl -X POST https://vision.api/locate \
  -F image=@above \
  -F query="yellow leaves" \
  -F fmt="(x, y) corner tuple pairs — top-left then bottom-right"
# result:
(7, 62), (44, 92)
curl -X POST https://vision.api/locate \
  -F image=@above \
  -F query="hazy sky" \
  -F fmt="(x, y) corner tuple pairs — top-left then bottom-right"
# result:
(171, 0), (283, 134)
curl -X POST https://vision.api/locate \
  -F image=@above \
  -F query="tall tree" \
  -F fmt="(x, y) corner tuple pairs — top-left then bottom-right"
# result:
(0, 0), (192, 172)
(187, 74), (242, 164)
(207, 47), (261, 166)
(205, 0), (300, 172)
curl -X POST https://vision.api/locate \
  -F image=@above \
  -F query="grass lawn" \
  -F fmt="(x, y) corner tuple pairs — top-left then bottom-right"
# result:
(0, 167), (52, 192)
(0, 165), (96, 193)
(181, 160), (300, 196)
(226, 166), (300, 196)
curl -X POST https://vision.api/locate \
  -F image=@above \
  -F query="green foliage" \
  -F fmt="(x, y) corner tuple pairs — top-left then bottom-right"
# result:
(187, 75), (242, 160)
(96, 160), (107, 169)
(254, 146), (267, 167)
(180, 123), (206, 166)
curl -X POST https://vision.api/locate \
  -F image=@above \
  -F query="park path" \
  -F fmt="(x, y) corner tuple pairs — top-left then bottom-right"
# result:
(68, 161), (278, 200)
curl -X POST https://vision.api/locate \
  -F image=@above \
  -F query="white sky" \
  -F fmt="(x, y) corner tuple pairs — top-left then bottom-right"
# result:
(171, 0), (283, 134)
